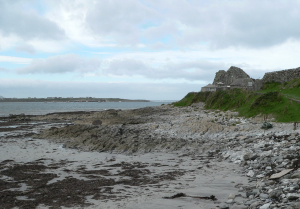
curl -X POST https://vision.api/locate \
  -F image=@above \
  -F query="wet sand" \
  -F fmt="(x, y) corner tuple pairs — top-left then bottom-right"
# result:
(0, 108), (250, 209)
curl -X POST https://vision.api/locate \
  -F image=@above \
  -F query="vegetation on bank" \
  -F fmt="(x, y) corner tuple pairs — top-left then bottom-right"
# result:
(173, 78), (300, 122)
(258, 77), (300, 100)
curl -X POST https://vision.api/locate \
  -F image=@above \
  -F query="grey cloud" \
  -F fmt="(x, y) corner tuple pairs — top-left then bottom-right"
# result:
(0, 67), (9, 72)
(85, 0), (159, 44)
(0, 79), (199, 100)
(84, 0), (300, 48)
(104, 59), (151, 76)
(16, 54), (101, 74)
(0, 1), (65, 40)
(170, 0), (300, 48)
(15, 44), (36, 54)
(15, 54), (225, 83)
(104, 58), (226, 81)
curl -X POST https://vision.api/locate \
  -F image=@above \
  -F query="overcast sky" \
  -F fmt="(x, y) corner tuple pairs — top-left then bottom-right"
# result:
(1, 0), (300, 100)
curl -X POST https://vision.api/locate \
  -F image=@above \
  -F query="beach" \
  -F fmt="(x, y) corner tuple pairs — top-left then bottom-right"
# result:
(1, 103), (300, 208)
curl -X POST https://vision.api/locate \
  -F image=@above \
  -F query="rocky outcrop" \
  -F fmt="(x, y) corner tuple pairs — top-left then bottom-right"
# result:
(262, 67), (300, 84)
(213, 66), (250, 85)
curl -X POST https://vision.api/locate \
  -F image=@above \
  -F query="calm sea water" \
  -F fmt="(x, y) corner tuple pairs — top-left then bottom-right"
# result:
(0, 101), (175, 116)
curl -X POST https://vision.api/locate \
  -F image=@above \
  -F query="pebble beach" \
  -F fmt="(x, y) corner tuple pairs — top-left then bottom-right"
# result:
(1, 103), (300, 209)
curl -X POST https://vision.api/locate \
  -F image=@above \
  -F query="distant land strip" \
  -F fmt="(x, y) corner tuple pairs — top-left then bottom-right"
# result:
(0, 97), (150, 103)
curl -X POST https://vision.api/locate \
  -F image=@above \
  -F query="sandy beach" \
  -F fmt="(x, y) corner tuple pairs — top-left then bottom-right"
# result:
(1, 104), (300, 209)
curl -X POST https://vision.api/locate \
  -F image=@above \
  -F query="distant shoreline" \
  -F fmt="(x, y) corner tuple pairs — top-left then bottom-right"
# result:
(0, 98), (150, 103)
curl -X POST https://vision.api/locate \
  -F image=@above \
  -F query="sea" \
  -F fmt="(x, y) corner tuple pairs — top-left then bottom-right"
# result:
(0, 101), (175, 117)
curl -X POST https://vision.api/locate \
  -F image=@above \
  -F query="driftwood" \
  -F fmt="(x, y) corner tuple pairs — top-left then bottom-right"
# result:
(163, 193), (217, 201)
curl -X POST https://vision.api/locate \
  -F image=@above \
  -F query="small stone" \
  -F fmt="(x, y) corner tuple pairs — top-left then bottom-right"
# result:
(269, 190), (282, 199)
(259, 193), (269, 199)
(286, 193), (300, 200)
(226, 199), (234, 204)
(228, 193), (236, 199)
(249, 201), (259, 209)
(291, 171), (300, 179)
(256, 174), (265, 178)
(92, 120), (102, 125)
(268, 180), (275, 185)
(243, 153), (251, 161)
(245, 200), (256, 205)
(259, 203), (271, 209)
(247, 170), (255, 177)
(231, 205), (247, 209)
(290, 202), (300, 209)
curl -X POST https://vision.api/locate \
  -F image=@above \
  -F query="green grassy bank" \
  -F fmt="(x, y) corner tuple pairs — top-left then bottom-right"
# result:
(173, 78), (300, 122)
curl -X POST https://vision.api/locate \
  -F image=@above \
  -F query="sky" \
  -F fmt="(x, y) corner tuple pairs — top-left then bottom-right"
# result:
(1, 0), (300, 100)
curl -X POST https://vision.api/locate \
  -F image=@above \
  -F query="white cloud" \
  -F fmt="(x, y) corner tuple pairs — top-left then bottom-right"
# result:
(0, 1), (66, 41)
(14, 53), (226, 82)
(0, 55), (32, 64)
(103, 58), (226, 81)
(15, 44), (36, 54)
(16, 54), (101, 74)
(44, 0), (300, 49)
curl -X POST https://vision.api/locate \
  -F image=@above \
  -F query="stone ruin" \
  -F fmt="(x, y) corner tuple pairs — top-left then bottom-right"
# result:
(213, 66), (250, 86)
(212, 66), (263, 91)
(210, 66), (300, 91)
(262, 67), (300, 84)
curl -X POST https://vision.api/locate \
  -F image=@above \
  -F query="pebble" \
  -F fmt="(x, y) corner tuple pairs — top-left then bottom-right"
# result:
(228, 193), (236, 199)
(259, 203), (271, 209)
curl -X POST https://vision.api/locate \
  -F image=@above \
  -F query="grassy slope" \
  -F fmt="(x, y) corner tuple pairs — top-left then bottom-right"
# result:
(258, 78), (300, 100)
(173, 78), (300, 122)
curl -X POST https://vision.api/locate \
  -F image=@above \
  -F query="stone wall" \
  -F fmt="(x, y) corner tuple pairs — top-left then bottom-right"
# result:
(213, 66), (250, 85)
(262, 67), (300, 84)
(253, 79), (264, 91)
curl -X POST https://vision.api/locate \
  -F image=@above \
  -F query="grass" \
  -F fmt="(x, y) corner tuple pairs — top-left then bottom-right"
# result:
(258, 78), (300, 100)
(173, 79), (300, 122)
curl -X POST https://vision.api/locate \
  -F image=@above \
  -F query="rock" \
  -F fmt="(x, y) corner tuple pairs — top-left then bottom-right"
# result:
(259, 203), (271, 209)
(261, 122), (273, 130)
(289, 202), (300, 209)
(231, 205), (247, 209)
(247, 170), (255, 177)
(243, 153), (251, 161)
(259, 193), (269, 199)
(269, 190), (282, 200)
(249, 201), (260, 209)
(291, 170), (300, 179)
(92, 120), (102, 125)
(245, 200), (256, 205)
(256, 174), (265, 178)
(286, 193), (300, 200)
(228, 193), (235, 199)
(226, 199), (234, 204)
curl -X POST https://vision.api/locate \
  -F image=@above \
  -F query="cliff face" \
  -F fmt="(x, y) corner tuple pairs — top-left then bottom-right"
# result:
(213, 66), (250, 85)
(262, 67), (300, 84)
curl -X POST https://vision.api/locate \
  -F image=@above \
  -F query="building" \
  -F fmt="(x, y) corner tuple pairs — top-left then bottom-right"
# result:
(201, 82), (230, 92)
(230, 78), (255, 91)
(201, 84), (217, 92)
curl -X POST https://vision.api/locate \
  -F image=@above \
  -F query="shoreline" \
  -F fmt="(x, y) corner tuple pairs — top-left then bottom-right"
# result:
(1, 104), (300, 208)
